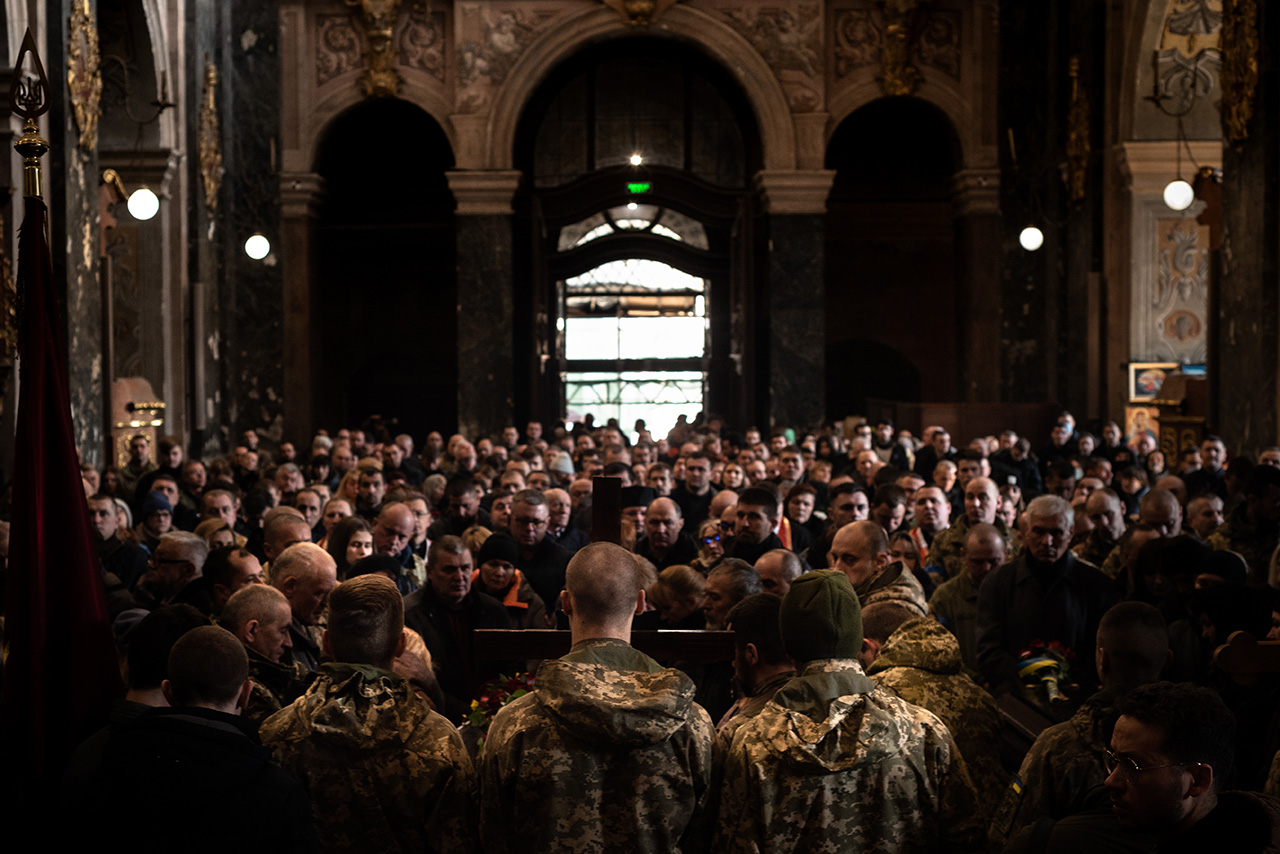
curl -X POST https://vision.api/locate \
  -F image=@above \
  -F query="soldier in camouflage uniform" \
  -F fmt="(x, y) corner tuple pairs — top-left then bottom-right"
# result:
(1073, 488), (1127, 568)
(220, 583), (311, 729)
(717, 593), (796, 743)
(928, 522), (1006, 680)
(989, 601), (1170, 848)
(479, 543), (718, 854)
(928, 477), (1018, 583)
(715, 570), (985, 853)
(864, 608), (1008, 807)
(261, 575), (479, 853)
(1207, 464), (1280, 584)
(830, 520), (928, 615)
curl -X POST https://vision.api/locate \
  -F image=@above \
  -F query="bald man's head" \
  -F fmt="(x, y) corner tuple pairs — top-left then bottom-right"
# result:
(963, 522), (1006, 584)
(565, 542), (643, 626)
(264, 512), (313, 562)
(270, 542), (338, 625)
(1139, 488), (1182, 537)
(964, 477), (998, 525)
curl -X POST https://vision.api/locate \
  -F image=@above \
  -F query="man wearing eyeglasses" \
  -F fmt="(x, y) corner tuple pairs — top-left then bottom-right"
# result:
(1097, 682), (1274, 851)
(509, 489), (571, 615)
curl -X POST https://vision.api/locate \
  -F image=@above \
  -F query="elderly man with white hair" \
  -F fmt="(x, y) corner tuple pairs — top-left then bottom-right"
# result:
(976, 494), (1118, 694)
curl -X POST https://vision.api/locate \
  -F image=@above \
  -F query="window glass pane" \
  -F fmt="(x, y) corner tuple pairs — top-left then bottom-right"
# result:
(565, 371), (703, 442)
(566, 258), (704, 292)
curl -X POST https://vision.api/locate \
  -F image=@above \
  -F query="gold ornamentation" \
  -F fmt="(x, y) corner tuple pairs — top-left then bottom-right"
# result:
(346, 0), (405, 98)
(67, 0), (102, 151)
(622, 0), (656, 26)
(11, 28), (51, 199)
(1066, 56), (1090, 203)
(1219, 0), (1257, 145)
(879, 0), (922, 96)
(198, 62), (222, 214)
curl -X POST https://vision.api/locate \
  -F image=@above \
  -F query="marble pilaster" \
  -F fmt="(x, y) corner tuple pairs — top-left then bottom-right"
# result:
(280, 172), (325, 445)
(449, 170), (520, 439)
(952, 169), (1002, 403)
(756, 170), (833, 430)
(223, 0), (283, 445)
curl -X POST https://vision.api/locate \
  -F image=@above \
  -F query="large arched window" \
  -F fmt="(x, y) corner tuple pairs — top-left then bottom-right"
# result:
(558, 205), (709, 437)
(514, 37), (760, 434)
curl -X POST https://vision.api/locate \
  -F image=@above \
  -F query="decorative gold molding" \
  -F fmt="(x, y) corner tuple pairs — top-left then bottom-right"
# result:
(198, 62), (222, 214)
(346, 0), (406, 98)
(1066, 56), (1090, 202)
(1219, 0), (1257, 145)
(879, 0), (923, 96)
(67, 0), (102, 151)
(600, 0), (678, 27)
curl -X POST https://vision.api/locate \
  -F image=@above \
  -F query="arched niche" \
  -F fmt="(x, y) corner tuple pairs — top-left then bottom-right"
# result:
(307, 70), (457, 171)
(486, 4), (796, 172)
(826, 73), (985, 171)
(310, 97), (459, 437)
(824, 97), (963, 413)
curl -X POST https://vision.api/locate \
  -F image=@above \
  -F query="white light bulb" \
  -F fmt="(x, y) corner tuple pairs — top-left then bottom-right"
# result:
(629, 153), (643, 166)
(1019, 226), (1044, 251)
(1163, 179), (1194, 211)
(627, 202), (638, 211)
(127, 187), (159, 221)
(244, 233), (271, 260)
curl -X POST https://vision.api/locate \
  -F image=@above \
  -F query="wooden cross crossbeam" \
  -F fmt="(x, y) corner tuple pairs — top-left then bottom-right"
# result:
(1213, 630), (1280, 686)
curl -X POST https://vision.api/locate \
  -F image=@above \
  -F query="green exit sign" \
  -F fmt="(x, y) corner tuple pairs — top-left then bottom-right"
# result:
(627, 182), (652, 194)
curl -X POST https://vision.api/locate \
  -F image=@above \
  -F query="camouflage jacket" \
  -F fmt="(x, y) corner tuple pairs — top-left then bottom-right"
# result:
(989, 686), (1123, 847)
(868, 616), (1008, 807)
(1073, 528), (1119, 570)
(927, 571), (982, 681)
(479, 637), (719, 854)
(928, 516), (1018, 584)
(243, 645), (311, 731)
(855, 560), (928, 616)
(1208, 505), (1279, 585)
(713, 658), (985, 853)
(716, 668), (796, 744)
(260, 662), (479, 853)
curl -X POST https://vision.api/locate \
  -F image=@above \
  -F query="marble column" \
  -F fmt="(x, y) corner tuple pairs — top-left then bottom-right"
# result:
(46, 0), (103, 464)
(952, 169), (1002, 403)
(1218, 1), (1280, 455)
(448, 170), (521, 440)
(755, 170), (835, 430)
(280, 172), (325, 445)
(223, 0), (283, 445)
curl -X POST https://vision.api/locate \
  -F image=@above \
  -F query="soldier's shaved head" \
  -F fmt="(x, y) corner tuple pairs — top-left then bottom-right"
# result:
(565, 542), (643, 626)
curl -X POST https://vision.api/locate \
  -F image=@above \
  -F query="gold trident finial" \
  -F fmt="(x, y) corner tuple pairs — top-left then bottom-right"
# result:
(10, 29), (51, 199)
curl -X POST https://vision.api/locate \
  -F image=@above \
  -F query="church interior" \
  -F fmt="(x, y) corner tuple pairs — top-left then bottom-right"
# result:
(0, 0), (1267, 465)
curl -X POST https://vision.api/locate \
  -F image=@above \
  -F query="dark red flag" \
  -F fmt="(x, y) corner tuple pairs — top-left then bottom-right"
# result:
(3, 196), (119, 783)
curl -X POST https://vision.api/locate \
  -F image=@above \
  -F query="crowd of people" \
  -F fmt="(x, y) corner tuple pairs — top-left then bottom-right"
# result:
(28, 410), (1280, 851)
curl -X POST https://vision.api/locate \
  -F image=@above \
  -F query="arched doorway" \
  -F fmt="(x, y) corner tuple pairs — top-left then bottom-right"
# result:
(825, 97), (962, 417)
(512, 37), (762, 436)
(312, 98), (457, 438)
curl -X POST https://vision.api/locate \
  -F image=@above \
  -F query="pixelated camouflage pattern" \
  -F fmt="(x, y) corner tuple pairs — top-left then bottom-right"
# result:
(243, 646), (310, 730)
(1266, 749), (1280, 798)
(714, 658), (986, 853)
(867, 616), (1008, 808)
(927, 570), (983, 681)
(260, 662), (479, 853)
(927, 516), (1018, 583)
(1096, 542), (1127, 580)
(856, 560), (929, 616)
(1208, 505), (1278, 585)
(989, 687), (1120, 847)
(479, 638), (718, 854)
(1074, 527), (1119, 570)
(717, 669), (796, 744)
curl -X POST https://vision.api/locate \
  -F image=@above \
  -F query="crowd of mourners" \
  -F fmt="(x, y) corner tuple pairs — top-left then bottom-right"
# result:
(16, 408), (1280, 852)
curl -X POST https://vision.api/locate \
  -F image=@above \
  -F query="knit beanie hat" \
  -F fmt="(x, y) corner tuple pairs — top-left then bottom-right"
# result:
(549, 452), (576, 476)
(477, 531), (521, 566)
(141, 490), (173, 520)
(779, 569), (863, 662)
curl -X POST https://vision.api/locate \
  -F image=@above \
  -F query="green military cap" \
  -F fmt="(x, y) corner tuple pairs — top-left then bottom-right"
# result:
(778, 569), (863, 662)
